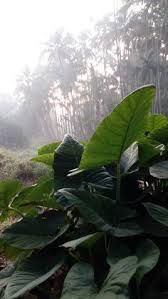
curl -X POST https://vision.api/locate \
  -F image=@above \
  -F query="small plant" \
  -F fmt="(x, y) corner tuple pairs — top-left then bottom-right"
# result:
(0, 85), (168, 298)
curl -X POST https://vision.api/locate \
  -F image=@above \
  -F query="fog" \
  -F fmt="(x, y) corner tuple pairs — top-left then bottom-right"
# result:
(0, 0), (167, 150)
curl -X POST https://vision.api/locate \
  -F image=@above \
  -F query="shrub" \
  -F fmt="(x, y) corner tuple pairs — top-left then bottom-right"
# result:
(0, 85), (168, 299)
(0, 148), (50, 184)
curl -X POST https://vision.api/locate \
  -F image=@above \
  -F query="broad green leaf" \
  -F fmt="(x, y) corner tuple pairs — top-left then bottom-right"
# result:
(138, 142), (160, 167)
(79, 85), (155, 170)
(151, 123), (168, 145)
(61, 256), (138, 299)
(0, 180), (22, 209)
(31, 153), (54, 166)
(61, 262), (97, 299)
(38, 142), (61, 155)
(0, 238), (31, 261)
(61, 232), (103, 249)
(147, 114), (168, 133)
(4, 248), (65, 299)
(150, 161), (168, 179)
(135, 239), (160, 286)
(12, 179), (54, 210)
(1, 211), (68, 249)
(58, 189), (142, 237)
(120, 142), (138, 174)
(143, 202), (168, 227)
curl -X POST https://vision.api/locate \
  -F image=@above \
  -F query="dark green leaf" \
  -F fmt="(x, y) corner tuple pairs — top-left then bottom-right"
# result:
(4, 248), (65, 299)
(61, 256), (137, 299)
(54, 135), (83, 190)
(135, 239), (160, 285)
(0, 264), (16, 291)
(58, 189), (142, 237)
(1, 211), (68, 249)
(143, 202), (168, 227)
(138, 142), (160, 167)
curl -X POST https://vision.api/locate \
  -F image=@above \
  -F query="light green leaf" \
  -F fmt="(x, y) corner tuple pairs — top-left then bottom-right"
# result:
(135, 239), (160, 286)
(31, 153), (54, 166)
(79, 85), (155, 170)
(12, 179), (54, 210)
(1, 211), (68, 249)
(151, 123), (168, 145)
(143, 202), (168, 227)
(0, 180), (22, 210)
(61, 232), (103, 249)
(4, 249), (64, 299)
(150, 161), (168, 179)
(147, 114), (168, 133)
(38, 142), (61, 155)
(120, 142), (138, 174)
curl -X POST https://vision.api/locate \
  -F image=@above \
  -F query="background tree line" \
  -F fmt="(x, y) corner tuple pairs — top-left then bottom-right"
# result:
(1, 0), (168, 148)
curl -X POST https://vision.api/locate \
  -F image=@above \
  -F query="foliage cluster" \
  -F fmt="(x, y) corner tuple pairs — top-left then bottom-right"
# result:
(0, 149), (50, 184)
(0, 86), (168, 298)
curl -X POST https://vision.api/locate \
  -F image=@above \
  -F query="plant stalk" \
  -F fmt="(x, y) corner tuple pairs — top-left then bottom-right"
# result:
(116, 162), (121, 204)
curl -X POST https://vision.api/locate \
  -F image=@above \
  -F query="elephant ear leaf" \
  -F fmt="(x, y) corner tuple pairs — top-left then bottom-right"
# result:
(146, 114), (168, 134)
(61, 256), (137, 299)
(135, 239), (160, 286)
(79, 85), (155, 170)
(3, 249), (65, 299)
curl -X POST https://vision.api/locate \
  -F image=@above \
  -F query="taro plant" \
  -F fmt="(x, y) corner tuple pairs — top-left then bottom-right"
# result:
(0, 85), (168, 298)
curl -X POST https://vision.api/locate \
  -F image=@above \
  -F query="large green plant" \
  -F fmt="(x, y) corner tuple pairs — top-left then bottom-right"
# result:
(0, 85), (168, 298)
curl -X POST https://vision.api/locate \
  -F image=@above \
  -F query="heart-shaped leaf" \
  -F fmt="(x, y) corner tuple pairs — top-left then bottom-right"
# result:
(143, 202), (168, 227)
(1, 210), (68, 249)
(79, 85), (155, 170)
(4, 248), (65, 299)
(135, 239), (160, 286)
(147, 114), (168, 133)
(38, 142), (61, 155)
(31, 153), (54, 166)
(150, 161), (168, 179)
(0, 180), (22, 210)
(57, 189), (142, 237)
(61, 256), (138, 299)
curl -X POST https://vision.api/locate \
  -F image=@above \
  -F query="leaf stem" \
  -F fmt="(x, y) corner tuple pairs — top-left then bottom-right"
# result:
(116, 162), (121, 204)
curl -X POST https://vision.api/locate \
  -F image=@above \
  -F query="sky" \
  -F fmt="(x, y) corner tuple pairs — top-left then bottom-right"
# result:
(0, 0), (121, 95)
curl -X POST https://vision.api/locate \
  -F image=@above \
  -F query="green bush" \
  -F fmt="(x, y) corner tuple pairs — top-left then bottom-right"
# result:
(0, 85), (168, 298)
(0, 148), (51, 184)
